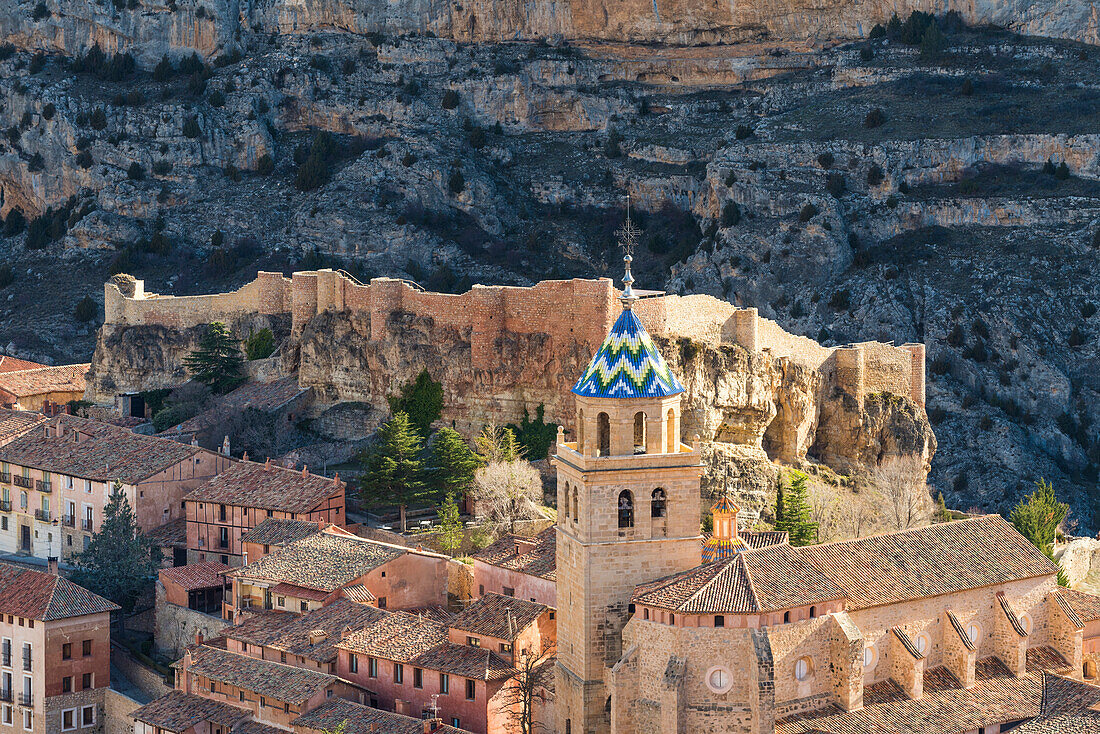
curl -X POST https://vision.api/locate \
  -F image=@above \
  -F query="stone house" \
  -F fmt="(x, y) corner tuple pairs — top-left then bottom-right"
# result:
(183, 459), (345, 566)
(0, 561), (118, 734)
(471, 527), (556, 608)
(222, 526), (448, 621)
(0, 364), (89, 415)
(155, 563), (232, 660)
(0, 415), (232, 562)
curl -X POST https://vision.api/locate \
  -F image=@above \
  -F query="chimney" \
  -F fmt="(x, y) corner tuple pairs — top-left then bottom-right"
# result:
(221, 435), (231, 456)
(190, 437), (199, 446)
(47, 557), (58, 575)
(424, 719), (444, 733)
(242, 451), (249, 463)
(195, 631), (204, 646)
(301, 465), (309, 477)
(332, 472), (340, 486)
(368, 725), (379, 733)
(265, 457), (272, 471)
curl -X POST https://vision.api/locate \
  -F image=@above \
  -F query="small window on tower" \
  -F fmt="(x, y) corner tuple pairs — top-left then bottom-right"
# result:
(651, 488), (666, 518)
(618, 490), (634, 529)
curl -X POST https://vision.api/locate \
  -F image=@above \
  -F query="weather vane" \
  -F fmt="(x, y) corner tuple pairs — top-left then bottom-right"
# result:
(616, 194), (640, 307)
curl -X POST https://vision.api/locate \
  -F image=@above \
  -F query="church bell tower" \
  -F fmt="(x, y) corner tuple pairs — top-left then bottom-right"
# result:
(553, 218), (703, 734)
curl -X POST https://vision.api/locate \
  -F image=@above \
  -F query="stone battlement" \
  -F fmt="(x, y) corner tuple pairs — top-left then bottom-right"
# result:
(103, 270), (924, 407)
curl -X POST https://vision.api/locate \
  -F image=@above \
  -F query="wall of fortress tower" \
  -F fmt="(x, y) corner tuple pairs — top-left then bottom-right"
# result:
(102, 270), (924, 406)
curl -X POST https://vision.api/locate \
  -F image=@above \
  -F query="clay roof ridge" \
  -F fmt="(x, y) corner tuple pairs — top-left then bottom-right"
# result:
(1054, 591), (1085, 629)
(891, 627), (924, 660)
(997, 592), (1028, 637)
(945, 610), (975, 651)
(803, 514), (1003, 552)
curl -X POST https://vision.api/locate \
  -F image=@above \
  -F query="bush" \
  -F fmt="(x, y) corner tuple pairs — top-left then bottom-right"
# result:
(182, 117), (201, 138)
(866, 164), (885, 186)
(245, 328), (276, 360)
(256, 153), (274, 175)
(0, 264), (12, 288)
(90, 108), (108, 130)
(721, 201), (741, 227)
(32, 2), (49, 20)
(1042, 158), (1056, 175)
(826, 172), (846, 197)
(817, 152), (834, 169)
(152, 159), (172, 176)
(468, 126), (486, 149)
(153, 55), (174, 82)
(41, 103), (55, 120)
(735, 124), (754, 140)
(74, 296), (97, 322)
(29, 53), (46, 74)
(829, 289), (851, 310)
(76, 150), (93, 169)
(152, 404), (198, 433)
(947, 324), (965, 347)
(208, 89), (225, 107)
(798, 203), (819, 222)
(401, 153), (416, 167)
(295, 155), (327, 191)
(959, 78), (974, 96)
(859, 46), (874, 62)
(448, 169), (465, 194)
(224, 163), (240, 181)
(441, 90), (460, 110)
(604, 129), (622, 158)
(864, 108), (886, 128)
(127, 162), (145, 181)
(1069, 326), (1086, 347)
(28, 154), (44, 172)
(1056, 161), (1070, 180)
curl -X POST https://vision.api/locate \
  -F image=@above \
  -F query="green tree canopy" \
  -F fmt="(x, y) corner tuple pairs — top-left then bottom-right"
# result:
(775, 470), (818, 546)
(358, 412), (427, 532)
(436, 491), (463, 556)
(183, 321), (244, 393)
(427, 427), (482, 499)
(388, 369), (443, 438)
(506, 405), (558, 460)
(1010, 478), (1070, 585)
(70, 480), (162, 632)
(475, 424), (523, 463)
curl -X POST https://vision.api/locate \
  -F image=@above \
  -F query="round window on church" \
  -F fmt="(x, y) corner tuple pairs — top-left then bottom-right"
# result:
(966, 622), (982, 646)
(862, 645), (877, 670)
(705, 666), (733, 694)
(915, 632), (930, 656)
(794, 656), (814, 682)
(1020, 613), (1033, 636)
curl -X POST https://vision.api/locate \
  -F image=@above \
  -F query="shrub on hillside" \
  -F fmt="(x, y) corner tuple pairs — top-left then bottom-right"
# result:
(74, 296), (97, 322)
(441, 90), (460, 110)
(864, 108), (886, 128)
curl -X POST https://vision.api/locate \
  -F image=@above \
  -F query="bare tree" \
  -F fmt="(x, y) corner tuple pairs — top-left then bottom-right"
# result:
(472, 460), (543, 534)
(497, 639), (556, 734)
(808, 481), (842, 542)
(873, 456), (932, 532)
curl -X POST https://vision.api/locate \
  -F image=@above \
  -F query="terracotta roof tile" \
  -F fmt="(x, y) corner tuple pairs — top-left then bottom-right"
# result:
(1013, 673), (1100, 733)
(998, 593), (1028, 637)
(338, 612), (517, 681)
(186, 460), (342, 513)
(160, 562), (231, 593)
(632, 543), (845, 614)
(1059, 589), (1100, 623)
(891, 627), (923, 660)
(0, 414), (205, 483)
(450, 593), (547, 641)
(161, 377), (308, 435)
(0, 356), (46, 374)
(147, 518), (187, 547)
(294, 697), (471, 734)
(946, 610), (975, 651)
(740, 530), (789, 550)
(1054, 592), (1085, 629)
(129, 690), (249, 733)
(471, 527), (555, 581)
(778, 657), (1042, 734)
(0, 363), (88, 398)
(180, 644), (336, 703)
(796, 516), (1058, 610)
(225, 600), (386, 664)
(238, 518), (322, 547)
(0, 409), (47, 444)
(270, 582), (330, 602)
(0, 562), (118, 620)
(1027, 646), (1073, 676)
(229, 529), (406, 592)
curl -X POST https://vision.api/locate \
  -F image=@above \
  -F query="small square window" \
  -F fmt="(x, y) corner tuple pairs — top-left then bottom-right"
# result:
(62, 643), (71, 660)
(81, 672), (92, 689)
(300, 601), (308, 612)
(80, 706), (94, 727)
(465, 678), (476, 701)
(62, 676), (72, 693)
(467, 637), (480, 648)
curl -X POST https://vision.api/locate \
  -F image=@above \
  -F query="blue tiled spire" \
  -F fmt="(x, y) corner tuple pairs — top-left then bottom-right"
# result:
(571, 308), (685, 399)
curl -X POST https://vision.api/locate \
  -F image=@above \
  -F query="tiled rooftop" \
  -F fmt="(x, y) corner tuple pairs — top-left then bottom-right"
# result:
(1012, 673), (1100, 733)
(0, 356), (46, 374)
(471, 526), (556, 581)
(740, 530), (789, 550)
(1059, 588), (1100, 623)
(450, 592), (548, 641)
(632, 542), (845, 614)
(339, 612), (517, 681)
(146, 517), (187, 547)
(225, 599), (387, 664)
(0, 409), (47, 444)
(796, 515), (1058, 610)
(185, 459), (342, 513)
(128, 690), (249, 733)
(0, 562), (119, 621)
(0, 363), (88, 398)
(160, 561), (231, 592)
(294, 697), (471, 734)
(229, 529), (406, 592)
(0, 414), (205, 483)
(177, 644), (336, 702)
(777, 657), (1060, 734)
(238, 518), (322, 547)
(161, 376), (308, 435)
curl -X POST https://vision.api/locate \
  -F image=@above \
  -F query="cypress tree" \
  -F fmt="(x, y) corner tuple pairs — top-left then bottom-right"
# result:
(1010, 478), (1070, 586)
(781, 471), (818, 546)
(71, 480), (162, 633)
(774, 473), (787, 529)
(437, 492), (463, 556)
(427, 427), (482, 499)
(358, 412), (426, 532)
(183, 321), (244, 393)
(388, 369), (444, 438)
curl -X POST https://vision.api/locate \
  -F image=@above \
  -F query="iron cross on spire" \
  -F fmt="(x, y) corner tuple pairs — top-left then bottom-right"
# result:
(616, 194), (641, 308)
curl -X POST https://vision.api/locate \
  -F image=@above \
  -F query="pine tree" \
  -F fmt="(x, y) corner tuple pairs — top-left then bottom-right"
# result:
(70, 480), (162, 633)
(388, 369), (443, 438)
(1010, 478), (1070, 586)
(358, 412), (426, 533)
(934, 492), (949, 523)
(437, 492), (463, 556)
(183, 321), (244, 394)
(475, 424), (523, 463)
(774, 474), (787, 529)
(427, 428), (482, 499)
(779, 471), (818, 546)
